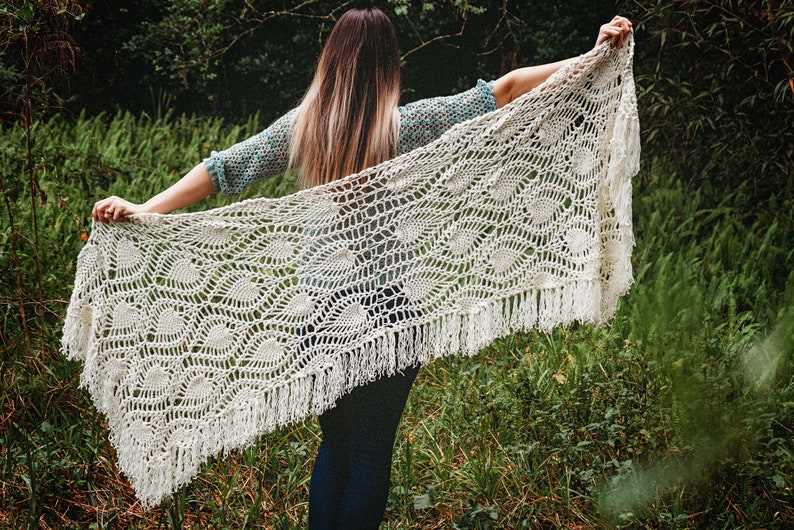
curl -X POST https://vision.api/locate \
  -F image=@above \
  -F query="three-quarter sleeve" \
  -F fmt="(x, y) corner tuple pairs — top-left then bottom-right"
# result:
(397, 80), (497, 154)
(204, 81), (496, 196)
(204, 110), (296, 196)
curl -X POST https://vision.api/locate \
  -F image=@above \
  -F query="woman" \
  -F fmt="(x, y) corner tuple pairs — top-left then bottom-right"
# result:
(93, 8), (631, 528)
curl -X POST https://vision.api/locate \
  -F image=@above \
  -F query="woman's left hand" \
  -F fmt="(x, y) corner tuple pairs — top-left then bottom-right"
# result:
(596, 16), (632, 49)
(92, 196), (146, 223)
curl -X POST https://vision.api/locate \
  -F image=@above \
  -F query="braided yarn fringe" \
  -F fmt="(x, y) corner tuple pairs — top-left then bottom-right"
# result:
(62, 38), (638, 508)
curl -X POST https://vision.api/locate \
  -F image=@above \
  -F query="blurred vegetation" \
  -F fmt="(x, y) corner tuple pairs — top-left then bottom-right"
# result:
(1, 0), (793, 528)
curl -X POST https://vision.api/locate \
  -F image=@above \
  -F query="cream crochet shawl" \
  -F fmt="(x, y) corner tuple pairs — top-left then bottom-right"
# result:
(62, 38), (639, 507)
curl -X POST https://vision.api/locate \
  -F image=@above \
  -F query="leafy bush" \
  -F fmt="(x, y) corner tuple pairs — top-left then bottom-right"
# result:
(627, 0), (794, 206)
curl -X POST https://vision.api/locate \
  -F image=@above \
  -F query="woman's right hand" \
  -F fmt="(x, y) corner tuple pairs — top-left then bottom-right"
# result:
(92, 196), (147, 223)
(596, 16), (632, 49)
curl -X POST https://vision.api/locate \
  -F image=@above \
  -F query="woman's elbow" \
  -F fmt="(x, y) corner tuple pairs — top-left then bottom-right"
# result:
(493, 73), (515, 108)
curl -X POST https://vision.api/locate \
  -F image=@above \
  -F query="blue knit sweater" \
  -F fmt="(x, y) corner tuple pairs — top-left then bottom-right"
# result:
(204, 80), (497, 196)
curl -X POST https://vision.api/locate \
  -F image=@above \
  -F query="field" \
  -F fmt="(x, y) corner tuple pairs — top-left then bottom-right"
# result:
(1, 112), (792, 529)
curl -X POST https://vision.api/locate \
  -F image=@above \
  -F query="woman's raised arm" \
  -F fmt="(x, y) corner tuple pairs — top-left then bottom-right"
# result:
(493, 15), (632, 108)
(92, 162), (215, 223)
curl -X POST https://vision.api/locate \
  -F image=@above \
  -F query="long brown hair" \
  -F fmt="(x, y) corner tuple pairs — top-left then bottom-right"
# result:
(289, 7), (401, 189)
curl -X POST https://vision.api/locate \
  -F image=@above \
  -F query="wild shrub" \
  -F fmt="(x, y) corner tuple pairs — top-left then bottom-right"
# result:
(627, 0), (794, 207)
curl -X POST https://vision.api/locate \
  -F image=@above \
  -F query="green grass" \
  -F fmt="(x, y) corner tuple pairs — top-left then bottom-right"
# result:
(1, 114), (793, 528)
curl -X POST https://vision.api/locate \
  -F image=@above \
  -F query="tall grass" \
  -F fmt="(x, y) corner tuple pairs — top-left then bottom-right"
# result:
(1, 115), (792, 528)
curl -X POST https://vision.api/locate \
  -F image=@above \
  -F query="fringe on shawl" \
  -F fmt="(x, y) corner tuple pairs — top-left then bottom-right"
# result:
(600, 35), (639, 318)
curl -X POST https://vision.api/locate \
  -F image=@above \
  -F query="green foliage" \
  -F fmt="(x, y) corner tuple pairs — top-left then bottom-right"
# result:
(6, 0), (620, 121)
(626, 0), (794, 206)
(119, 0), (320, 120)
(2, 113), (793, 527)
(596, 172), (794, 527)
(0, 0), (85, 121)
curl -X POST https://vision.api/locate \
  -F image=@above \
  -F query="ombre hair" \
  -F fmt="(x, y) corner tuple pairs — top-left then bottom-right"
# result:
(289, 7), (401, 189)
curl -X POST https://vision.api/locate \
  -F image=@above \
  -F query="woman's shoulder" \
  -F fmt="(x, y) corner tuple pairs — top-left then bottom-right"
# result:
(397, 80), (496, 154)
(399, 80), (495, 118)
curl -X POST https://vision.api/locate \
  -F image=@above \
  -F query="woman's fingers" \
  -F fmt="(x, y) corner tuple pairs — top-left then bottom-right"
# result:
(615, 16), (632, 46)
(92, 197), (108, 222)
(92, 196), (136, 223)
(612, 27), (625, 49)
(599, 16), (632, 49)
(93, 198), (110, 223)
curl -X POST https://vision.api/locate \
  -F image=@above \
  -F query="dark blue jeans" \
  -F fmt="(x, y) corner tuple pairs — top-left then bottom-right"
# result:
(304, 286), (422, 529)
(308, 365), (419, 529)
